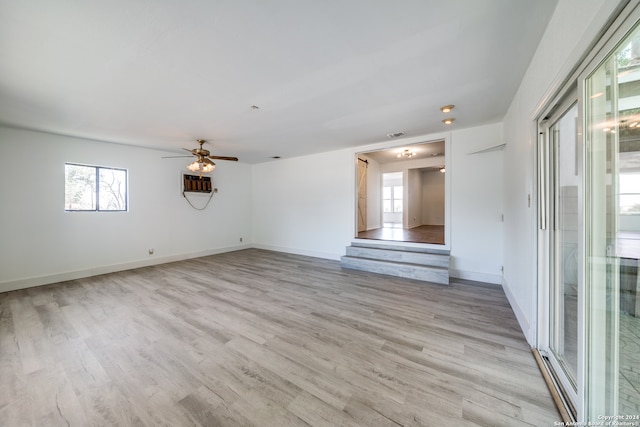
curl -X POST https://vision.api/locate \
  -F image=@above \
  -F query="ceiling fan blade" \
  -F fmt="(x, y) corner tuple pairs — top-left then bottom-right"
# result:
(209, 155), (239, 161)
(183, 148), (196, 154)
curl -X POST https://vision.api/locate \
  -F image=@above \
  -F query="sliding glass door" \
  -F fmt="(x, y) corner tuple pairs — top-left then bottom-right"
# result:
(539, 8), (640, 421)
(547, 101), (580, 409)
(584, 23), (640, 418)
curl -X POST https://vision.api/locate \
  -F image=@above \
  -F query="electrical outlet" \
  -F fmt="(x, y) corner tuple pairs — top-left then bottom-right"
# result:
(239, 237), (243, 242)
(148, 248), (155, 255)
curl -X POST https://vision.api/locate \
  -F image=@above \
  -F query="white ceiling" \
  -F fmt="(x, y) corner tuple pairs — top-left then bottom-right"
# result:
(0, 0), (557, 163)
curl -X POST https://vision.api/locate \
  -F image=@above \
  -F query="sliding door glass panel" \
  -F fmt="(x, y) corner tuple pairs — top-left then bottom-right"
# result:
(585, 23), (640, 418)
(550, 103), (580, 389)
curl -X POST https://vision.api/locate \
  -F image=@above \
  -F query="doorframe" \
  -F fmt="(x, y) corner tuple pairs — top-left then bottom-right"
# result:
(352, 133), (452, 251)
(536, 92), (581, 418)
(357, 157), (368, 232)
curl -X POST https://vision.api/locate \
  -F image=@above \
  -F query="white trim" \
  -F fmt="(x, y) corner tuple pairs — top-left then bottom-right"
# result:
(354, 132), (450, 155)
(450, 269), (502, 285)
(502, 276), (533, 345)
(353, 238), (445, 252)
(0, 244), (251, 293)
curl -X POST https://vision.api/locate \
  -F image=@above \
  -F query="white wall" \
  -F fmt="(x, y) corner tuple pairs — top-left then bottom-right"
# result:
(450, 123), (504, 283)
(422, 170), (445, 226)
(252, 149), (354, 259)
(501, 0), (622, 344)
(0, 126), (253, 292)
(407, 169), (423, 229)
(381, 156), (445, 229)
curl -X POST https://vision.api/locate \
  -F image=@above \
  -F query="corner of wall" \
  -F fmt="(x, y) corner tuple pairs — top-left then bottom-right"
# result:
(450, 269), (502, 285)
(501, 276), (534, 346)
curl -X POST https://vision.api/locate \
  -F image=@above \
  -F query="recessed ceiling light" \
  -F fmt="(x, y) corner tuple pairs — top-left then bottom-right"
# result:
(271, 156), (281, 159)
(250, 105), (260, 110)
(387, 132), (405, 138)
(440, 105), (455, 113)
(442, 118), (455, 125)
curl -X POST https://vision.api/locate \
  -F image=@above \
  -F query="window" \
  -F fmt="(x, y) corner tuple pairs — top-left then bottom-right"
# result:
(65, 163), (127, 211)
(383, 185), (403, 213)
(620, 172), (640, 214)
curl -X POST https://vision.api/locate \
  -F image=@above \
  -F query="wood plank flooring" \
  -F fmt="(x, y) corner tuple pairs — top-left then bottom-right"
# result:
(357, 225), (445, 245)
(0, 249), (560, 426)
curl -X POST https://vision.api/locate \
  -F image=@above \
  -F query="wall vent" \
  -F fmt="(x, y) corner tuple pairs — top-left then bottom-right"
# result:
(387, 131), (405, 138)
(183, 174), (212, 193)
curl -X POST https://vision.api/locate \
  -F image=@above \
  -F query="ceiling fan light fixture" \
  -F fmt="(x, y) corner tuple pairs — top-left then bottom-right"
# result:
(178, 139), (238, 176)
(397, 149), (416, 159)
(187, 159), (215, 174)
(440, 105), (455, 113)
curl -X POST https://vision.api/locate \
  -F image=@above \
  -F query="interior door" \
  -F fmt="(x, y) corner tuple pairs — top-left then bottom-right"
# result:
(357, 158), (367, 233)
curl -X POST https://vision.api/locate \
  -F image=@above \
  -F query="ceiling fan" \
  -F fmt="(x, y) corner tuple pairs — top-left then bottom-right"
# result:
(164, 139), (238, 177)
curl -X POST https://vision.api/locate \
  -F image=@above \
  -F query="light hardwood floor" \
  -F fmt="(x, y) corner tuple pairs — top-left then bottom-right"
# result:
(0, 249), (560, 426)
(357, 225), (445, 245)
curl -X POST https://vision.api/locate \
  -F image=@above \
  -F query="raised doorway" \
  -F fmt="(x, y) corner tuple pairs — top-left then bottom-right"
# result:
(355, 140), (447, 245)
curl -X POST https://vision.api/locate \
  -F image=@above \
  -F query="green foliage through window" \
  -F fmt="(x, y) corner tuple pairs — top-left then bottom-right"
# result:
(65, 163), (127, 211)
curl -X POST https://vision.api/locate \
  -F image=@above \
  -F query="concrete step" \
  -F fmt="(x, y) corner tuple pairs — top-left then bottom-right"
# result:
(350, 241), (449, 255)
(341, 241), (450, 285)
(340, 255), (449, 285)
(345, 245), (449, 268)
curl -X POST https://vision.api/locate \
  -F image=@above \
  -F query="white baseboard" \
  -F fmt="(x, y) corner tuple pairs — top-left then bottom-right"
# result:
(501, 276), (533, 346)
(252, 244), (342, 261)
(450, 269), (502, 285)
(0, 244), (252, 294)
